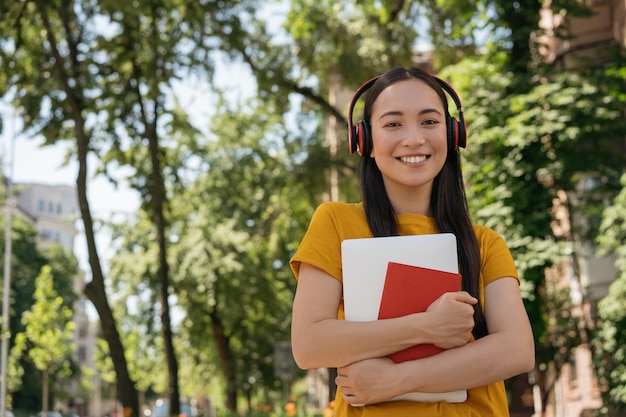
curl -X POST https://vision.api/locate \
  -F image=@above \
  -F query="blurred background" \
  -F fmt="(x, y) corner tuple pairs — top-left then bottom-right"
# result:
(0, 1), (625, 417)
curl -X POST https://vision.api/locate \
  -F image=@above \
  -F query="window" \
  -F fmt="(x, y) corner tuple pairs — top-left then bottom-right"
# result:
(568, 354), (578, 390)
(77, 345), (87, 362)
(78, 322), (88, 338)
(38, 199), (45, 212)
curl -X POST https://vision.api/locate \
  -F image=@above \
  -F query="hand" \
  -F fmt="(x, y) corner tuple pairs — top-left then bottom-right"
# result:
(425, 291), (477, 349)
(335, 357), (399, 406)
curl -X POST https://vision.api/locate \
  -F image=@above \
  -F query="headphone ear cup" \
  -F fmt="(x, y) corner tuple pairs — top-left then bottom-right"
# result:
(433, 75), (468, 150)
(457, 117), (467, 149)
(447, 115), (459, 151)
(349, 125), (359, 154)
(357, 121), (370, 156)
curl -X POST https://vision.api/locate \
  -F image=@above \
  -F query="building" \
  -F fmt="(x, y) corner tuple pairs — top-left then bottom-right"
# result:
(15, 183), (79, 251)
(539, 0), (625, 70)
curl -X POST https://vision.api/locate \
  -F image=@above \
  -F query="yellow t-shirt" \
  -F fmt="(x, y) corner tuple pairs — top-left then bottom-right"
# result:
(290, 202), (519, 417)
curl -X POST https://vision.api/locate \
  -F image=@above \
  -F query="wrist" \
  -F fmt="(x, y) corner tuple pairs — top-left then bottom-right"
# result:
(407, 311), (435, 346)
(396, 360), (423, 395)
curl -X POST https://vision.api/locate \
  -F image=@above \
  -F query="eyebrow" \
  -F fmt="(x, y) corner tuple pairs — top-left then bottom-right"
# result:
(378, 108), (443, 119)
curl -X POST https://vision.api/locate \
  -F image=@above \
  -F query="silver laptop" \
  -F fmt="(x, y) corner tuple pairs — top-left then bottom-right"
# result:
(341, 233), (467, 404)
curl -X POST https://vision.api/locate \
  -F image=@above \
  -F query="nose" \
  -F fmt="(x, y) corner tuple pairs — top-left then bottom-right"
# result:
(401, 123), (425, 147)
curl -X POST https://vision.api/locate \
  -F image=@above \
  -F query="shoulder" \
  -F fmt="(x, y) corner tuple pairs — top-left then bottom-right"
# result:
(290, 202), (366, 281)
(315, 201), (364, 216)
(310, 201), (365, 229)
(472, 224), (508, 248)
(306, 201), (372, 241)
(471, 224), (519, 282)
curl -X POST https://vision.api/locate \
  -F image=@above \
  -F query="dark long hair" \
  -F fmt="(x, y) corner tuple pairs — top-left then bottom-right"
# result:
(357, 67), (488, 339)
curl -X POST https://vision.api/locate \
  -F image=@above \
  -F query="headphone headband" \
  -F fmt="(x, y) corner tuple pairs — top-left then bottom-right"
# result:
(347, 73), (467, 155)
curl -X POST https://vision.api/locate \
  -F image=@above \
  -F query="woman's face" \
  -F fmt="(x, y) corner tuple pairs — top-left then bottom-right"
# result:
(369, 78), (448, 196)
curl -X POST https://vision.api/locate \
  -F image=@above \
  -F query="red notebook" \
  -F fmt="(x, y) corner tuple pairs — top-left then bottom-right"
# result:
(378, 261), (462, 363)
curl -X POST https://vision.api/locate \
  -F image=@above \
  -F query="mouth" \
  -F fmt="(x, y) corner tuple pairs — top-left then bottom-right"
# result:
(398, 155), (428, 163)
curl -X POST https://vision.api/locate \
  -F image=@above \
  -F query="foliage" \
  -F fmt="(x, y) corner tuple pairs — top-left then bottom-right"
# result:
(2, 0), (626, 414)
(171, 95), (313, 408)
(0, 216), (46, 343)
(39, 244), (80, 307)
(0, 0), (260, 413)
(98, 89), (317, 410)
(10, 265), (76, 411)
(442, 56), (626, 406)
(104, 211), (169, 396)
(285, 0), (419, 87)
(0, 212), (79, 409)
(593, 173), (626, 410)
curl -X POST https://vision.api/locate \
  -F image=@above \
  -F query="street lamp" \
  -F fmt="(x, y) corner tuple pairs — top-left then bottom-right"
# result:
(0, 105), (17, 417)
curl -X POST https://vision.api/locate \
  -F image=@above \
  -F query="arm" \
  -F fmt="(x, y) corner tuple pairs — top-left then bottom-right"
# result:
(291, 262), (478, 370)
(336, 277), (535, 405)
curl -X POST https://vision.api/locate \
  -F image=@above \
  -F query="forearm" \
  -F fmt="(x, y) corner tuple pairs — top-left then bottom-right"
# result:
(292, 314), (428, 369)
(292, 263), (478, 370)
(398, 327), (535, 394)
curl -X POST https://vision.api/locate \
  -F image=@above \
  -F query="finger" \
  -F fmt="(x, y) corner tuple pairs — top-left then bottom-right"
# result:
(343, 394), (364, 407)
(448, 291), (478, 304)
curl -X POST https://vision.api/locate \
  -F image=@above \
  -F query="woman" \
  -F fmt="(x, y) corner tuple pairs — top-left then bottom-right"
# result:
(290, 66), (534, 416)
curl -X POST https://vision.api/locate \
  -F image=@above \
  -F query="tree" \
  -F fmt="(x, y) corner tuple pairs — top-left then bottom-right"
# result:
(0, 208), (79, 409)
(0, 1), (256, 414)
(0, 215), (45, 409)
(594, 173), (626, 412)
(105, 211), (171, 400)
(11, 266), (75, 414)
(170, 97), (309, 412)
(0, 0), (140, 412)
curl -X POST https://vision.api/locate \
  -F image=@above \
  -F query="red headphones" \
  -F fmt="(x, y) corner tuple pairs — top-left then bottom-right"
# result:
(347, 74), (467, 155)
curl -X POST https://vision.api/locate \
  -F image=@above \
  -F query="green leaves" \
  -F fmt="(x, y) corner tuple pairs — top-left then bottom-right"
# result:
(593, 175), (626, 406)
(447, 55), (626, 403)
(11, 266), (75, 382)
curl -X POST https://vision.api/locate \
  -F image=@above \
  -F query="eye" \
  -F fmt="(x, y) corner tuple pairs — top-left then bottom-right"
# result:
(383, 121), (401, 128)
(422, 119), (440, 126)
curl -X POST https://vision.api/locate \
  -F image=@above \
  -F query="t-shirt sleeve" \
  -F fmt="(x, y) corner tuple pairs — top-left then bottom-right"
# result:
(478, 227), (519, 286)
(290, 203), (343, 282)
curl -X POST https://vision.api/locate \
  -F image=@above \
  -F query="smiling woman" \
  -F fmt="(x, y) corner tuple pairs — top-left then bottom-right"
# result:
(289, 66), (534, 417)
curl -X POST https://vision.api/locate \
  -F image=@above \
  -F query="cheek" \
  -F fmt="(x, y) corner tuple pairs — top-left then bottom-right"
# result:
(369, 133), (390, 158)
(429, 131), (448, 153)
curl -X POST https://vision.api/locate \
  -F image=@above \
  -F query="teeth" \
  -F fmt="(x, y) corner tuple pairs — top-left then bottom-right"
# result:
(400, 155), (427, 163)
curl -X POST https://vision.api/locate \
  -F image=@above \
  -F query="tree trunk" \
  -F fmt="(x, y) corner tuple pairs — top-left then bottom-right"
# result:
(209, 309), (237, 412)
(75, 58), (139, 417)
(146, 122), (180, 416)
(32, 2), (139, 416)
(499, 0), (541, 75)
(42, 369), (48, 414)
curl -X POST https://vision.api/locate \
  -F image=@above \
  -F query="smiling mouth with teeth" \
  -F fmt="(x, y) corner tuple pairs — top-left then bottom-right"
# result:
(400, 155), (428, 163)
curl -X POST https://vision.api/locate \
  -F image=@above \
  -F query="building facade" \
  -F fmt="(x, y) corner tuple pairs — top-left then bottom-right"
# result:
(16, 183), (79, 251)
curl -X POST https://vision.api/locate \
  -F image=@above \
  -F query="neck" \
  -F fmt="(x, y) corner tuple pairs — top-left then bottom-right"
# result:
(385, 182), (433, 216)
